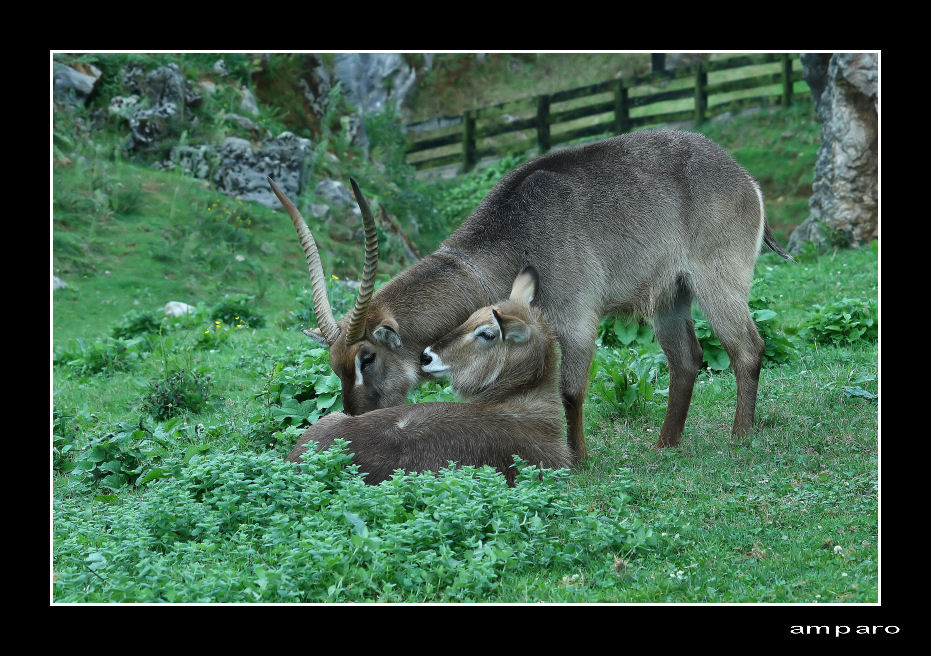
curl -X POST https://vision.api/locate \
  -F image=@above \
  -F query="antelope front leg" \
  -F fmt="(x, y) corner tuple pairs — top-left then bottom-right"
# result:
(562, 391), (588, 462)
(557, 321), (597, 463)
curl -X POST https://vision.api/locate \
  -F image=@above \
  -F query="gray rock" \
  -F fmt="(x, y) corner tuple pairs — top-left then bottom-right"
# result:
(53, 276), (68, 290)
(788, 53), (878, 253)
(170, 144), (216, 179)
(221, 112), (265, 136)
(164, 301), (195, 317)
(126, 102), (179, 149)
(53, 62), (102, 107)
(108, 95), (141, 118)
(332, 53), (417, 115)
(214, 59), (230, 77)
(297, 54), (333, 117)
(145, 63), (186, 106)
(166, 132), (312, 207)
(312, 177), (364, 242)
(314, 178), (355, 209)
(239, 86), (259, 116)
(216, 132), (313, 208)
(117, 63), (202, 152)
(199, 79), (217, 95)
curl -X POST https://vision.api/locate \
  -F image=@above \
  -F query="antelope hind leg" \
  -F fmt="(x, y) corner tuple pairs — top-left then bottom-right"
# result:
(652, 289), (703, 448)
(692, 286), (765, 438)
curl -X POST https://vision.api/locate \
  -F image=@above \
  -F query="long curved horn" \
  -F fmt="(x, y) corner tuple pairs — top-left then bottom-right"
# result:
(267, 177), (341, 345)
(345, 178), (380, 344)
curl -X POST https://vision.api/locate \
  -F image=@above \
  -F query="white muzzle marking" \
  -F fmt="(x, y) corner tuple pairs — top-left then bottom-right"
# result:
(421, 347), (450, 377)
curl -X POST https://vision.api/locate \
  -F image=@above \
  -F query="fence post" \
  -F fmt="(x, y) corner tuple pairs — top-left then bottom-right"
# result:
(614, 79), (630, 134)
(781, 54), (793, 108)
(694, 62), (707, 124)
(462, 109), (476, 172)
(536, 94), (551, 154)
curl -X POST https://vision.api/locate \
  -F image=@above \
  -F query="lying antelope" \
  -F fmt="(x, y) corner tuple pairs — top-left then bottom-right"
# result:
(285, 267), (571, 485)
(269, 129), (791, 461)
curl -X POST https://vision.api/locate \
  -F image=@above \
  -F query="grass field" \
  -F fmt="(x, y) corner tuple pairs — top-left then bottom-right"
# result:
(52, 87), (879, 606)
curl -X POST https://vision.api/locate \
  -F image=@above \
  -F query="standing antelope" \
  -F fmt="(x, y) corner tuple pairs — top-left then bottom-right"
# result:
(286, 267), (571, 485)
(269, 129), (791, 461)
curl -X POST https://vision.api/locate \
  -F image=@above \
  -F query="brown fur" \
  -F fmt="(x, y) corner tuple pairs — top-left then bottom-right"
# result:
(286, 269), (571, 485)
(287, 130), (791, 460)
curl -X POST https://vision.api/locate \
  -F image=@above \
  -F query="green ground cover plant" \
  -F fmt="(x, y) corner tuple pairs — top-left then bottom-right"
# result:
(54, 447), (653, 602)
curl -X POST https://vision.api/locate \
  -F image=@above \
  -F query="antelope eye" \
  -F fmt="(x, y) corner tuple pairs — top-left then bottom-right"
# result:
(477, 330), (496, 342)
(359, 352), (376, 370)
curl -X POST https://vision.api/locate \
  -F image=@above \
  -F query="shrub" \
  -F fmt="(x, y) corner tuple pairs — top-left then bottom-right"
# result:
(54, 336), (146, 376)
(210, 293), (265, 328)
(69, 418), (181, 490)
(106, 180), (143, 215)
(194, 320), (232, 350)
(597, 296), (795, 375)
(111, 309), (162, 340)
(263, 347), (342, 429)
(598, 315), (654, 349)
(141, 369), (212, 420)
(801, 297), (878, 346)
(589, 346), (667, 415)
(749, 296), (797, 365)
(692, 296), (796, 371)
(53, 407), (96, 475)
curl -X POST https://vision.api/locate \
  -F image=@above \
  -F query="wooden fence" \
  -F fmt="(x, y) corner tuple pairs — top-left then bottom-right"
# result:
(403, 53), (810, 172)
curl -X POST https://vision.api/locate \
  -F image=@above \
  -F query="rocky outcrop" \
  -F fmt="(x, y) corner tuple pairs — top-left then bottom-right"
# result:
(166, 132), (313, 208)
(54, 62), (103, 107)
(111, 63), (203, 153)
(788, 53), (878, 253)
(332, 53), (417, 115)
(55, 56), (420, 230)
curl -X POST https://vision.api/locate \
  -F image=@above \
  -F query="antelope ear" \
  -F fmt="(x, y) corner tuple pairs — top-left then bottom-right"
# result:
(302, 328), (331, 348)
(493, 309), (531, 344)
(372, 318), (402, 350)
(510, 266), (539, 305)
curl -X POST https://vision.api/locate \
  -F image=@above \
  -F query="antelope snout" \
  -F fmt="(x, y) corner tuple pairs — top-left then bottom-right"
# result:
(420, 347), (449, 376)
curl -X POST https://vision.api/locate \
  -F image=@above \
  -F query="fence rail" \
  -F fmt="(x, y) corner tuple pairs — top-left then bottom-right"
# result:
(402, 53), (810, 171)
